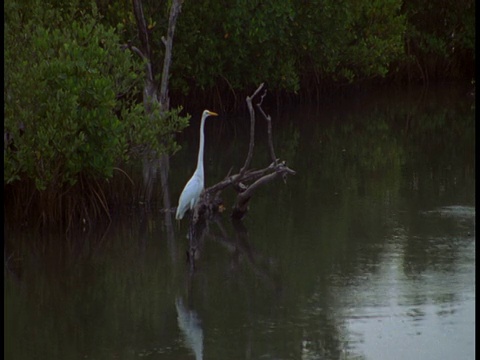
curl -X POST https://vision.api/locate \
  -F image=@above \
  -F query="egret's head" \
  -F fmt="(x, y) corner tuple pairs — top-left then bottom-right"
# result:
(203, 110), (218, 118)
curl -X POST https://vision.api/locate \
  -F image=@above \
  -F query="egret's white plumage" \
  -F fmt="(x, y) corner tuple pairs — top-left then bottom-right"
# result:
(176, 110), (218, 220)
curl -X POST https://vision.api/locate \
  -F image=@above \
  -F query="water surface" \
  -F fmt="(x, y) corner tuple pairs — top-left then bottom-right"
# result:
(5, 83), (475, 360)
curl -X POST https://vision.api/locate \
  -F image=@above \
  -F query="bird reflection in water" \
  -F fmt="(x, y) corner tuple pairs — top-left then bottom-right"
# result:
(175, 297), (204, 360)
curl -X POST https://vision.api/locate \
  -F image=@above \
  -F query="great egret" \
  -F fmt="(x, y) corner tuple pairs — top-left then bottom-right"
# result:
(176, 110), (219, 220)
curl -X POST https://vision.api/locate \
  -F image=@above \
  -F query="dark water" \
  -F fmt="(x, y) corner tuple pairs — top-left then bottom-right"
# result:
(5, 84), (475, 360)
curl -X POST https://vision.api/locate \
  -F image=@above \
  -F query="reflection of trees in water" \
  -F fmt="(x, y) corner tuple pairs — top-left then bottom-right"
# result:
(177, 215), (354, 359)
(184, 213), (282, 291)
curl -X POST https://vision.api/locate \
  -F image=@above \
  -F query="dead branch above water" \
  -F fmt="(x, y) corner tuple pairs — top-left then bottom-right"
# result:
(196, 83), (296, 222)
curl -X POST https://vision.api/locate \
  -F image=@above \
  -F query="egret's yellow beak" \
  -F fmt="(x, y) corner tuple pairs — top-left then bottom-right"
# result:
(208, 111), (218, 116)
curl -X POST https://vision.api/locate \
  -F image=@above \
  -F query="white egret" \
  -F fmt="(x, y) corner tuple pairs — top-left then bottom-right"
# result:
(176, 110), (219, 220)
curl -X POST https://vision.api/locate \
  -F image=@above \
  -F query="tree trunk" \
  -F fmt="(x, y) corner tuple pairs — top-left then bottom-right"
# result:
(130, 0), (183, 209)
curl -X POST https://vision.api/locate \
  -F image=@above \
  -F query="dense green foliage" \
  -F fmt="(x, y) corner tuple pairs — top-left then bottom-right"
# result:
(170, 0), (407, 95)
(402, 0), (475, 82)
(6, 3), (130, 189)
(4, 1), (188, 194)
(118, 0), (472, 105)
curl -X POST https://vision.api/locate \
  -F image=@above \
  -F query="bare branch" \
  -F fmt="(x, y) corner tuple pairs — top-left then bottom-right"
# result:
(159, 0), (183, 112)
(121, 42), (146, 60)
(256, 89), (277, 164)
(240, 83), (264, 176)
(232, 162), (295, 220)
(232, 172), (279, 218)
(122, 44), (156, 108)
(129, 0), (157, 112)
(250, 82), (266, 100)
(205, 161), (277, 197)
(132, 0), (151, 58)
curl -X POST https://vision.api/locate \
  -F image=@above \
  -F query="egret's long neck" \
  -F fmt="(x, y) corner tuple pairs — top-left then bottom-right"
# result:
(195, 115), (206, 179)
